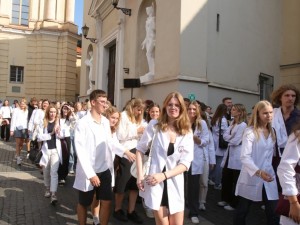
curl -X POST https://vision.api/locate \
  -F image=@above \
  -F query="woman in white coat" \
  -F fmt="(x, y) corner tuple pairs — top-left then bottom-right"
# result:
(234, 100), (279, 225)
(186, 101), (209, 223)
(37, 104), (62, 205)
(277, 123), (300, 225)
(218, 104), (247, 210)
(136, 91), (194, 225)
(210, 104), (229, 190)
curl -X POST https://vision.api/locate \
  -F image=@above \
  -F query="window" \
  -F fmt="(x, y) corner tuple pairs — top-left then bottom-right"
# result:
(11, 0), (29, 26)
(259, 73), (274, 101)
(10, 66), (24, 83)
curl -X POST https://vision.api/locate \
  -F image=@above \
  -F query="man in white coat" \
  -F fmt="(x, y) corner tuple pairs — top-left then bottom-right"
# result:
(74, 90), (132, 225)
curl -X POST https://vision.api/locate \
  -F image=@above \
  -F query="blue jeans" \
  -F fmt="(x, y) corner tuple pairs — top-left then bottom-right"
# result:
(210, 155), (223, 186)
(68, 137), (77, 172)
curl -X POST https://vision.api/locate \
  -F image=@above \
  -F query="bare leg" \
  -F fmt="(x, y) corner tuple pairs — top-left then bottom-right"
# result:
(169, 211), (184, 225)
(153, 206), (170, 225)
(99, 200), (111, 225)
(91, 194), (100, 223)
(77, 203), (88, 225)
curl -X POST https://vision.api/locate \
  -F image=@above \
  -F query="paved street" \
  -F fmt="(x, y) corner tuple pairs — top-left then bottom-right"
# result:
(0, 140), (267, 225)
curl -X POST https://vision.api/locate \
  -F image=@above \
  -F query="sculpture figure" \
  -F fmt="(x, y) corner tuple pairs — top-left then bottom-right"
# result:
(141, 4), (155, 79)
(85, 51), (93, 95)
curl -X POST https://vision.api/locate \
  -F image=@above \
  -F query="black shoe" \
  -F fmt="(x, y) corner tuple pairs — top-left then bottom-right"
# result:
(127, 211), (143, 224)
(113, 209), (128, 222)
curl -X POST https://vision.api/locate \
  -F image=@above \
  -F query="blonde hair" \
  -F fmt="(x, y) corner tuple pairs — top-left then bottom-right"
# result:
(43, 104), (59, 128)
(124, 98), (144, 124)
(232, 104), (247, 125)
(157, 92), (191, 135)
(248, 100), (275, 140)
(19, 98), (27, 111)
(104, 106), (121, 133)
(188, 101), (202, 131)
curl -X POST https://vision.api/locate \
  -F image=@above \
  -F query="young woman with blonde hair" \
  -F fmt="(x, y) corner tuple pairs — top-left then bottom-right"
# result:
(218, 104), (247, 210)
(113, 98), (145, 223)
(10, 98), (29, 165)
(234, 100), (279, 225)
(136, 92), (194, 225)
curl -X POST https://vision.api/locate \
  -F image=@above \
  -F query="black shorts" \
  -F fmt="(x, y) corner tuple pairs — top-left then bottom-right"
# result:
(114, 148), (138, 193)
(78, 169), (112, 206)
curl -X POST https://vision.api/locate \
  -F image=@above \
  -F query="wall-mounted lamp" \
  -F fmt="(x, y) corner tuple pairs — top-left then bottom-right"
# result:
(112, 0), (131, 16)
(81, 24), (97, 43)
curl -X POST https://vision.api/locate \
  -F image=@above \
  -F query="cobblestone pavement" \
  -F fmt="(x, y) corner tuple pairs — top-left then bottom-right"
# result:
(0, 140), (267, 225)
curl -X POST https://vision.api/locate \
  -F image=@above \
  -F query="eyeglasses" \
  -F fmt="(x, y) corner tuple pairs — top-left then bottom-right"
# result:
(167, 103), (181, 109)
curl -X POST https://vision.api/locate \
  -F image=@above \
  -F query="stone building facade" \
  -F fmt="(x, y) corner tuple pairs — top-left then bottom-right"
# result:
(0, 0), (80, 102)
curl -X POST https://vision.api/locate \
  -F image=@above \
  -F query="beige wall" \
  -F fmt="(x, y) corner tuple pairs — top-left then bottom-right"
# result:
(0, 0), (80, 102)
(280, 0), (300, 89)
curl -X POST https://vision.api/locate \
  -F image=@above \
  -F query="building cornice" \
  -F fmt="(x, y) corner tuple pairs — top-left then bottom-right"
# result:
(89, 0), (114, 20)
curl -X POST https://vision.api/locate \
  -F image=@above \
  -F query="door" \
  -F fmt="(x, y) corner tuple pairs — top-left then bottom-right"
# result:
(107, 44), (116, 105)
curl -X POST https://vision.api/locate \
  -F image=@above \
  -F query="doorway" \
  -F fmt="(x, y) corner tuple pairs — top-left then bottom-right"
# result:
(107, 44), (116, 105)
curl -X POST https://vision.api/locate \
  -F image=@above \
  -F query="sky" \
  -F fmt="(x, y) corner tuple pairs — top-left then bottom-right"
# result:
(74, 0), (84, 34)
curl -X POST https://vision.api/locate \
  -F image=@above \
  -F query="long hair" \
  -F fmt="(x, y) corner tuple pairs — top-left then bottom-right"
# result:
(124, 98), (144, 124)
(104, 106), (121, 133)
(157, 92), (191, 135)
(60, 103), (71, 120)
(43, 104), (58, 128)
(188, 101), (202, 131)
(232, 104), (247, 125)
(270, 84), (300, 107)
(146, 102), (160, 123)
(248, 100), (275, 140)
(211, 104), (227, 126)
(19, 98), (27, 111)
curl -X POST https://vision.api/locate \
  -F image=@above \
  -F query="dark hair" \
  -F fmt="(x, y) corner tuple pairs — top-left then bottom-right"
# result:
(146, 102), (160, 122)
(90, 90), (107, 101)
(222, 97), (232, 103)
(60, 103), (71, 120)
(211, 104), (227, 126)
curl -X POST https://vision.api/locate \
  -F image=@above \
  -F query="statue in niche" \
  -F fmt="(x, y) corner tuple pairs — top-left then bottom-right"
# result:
(85, 51), (93, 95)
(140, 4), (155, 83)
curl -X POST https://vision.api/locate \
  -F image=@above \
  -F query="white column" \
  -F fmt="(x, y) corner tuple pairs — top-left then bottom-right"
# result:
(30, 0), (39, 21)
(0, 0), (10, 16)
(56, 0), (66, 22)
(65, 0), (75, 23)
(44, 0), (56, 20)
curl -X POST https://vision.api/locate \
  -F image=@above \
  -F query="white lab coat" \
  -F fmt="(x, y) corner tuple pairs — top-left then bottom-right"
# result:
(73, 112), (125, 192)
(28, 109), (45, 132)
(277, 133), (300, 225)
(221, 122), (247, 170)
(191, 120), (210, 175)
(37, 125), (63, 167)
(272, 107), (288, 149)
(206, 130), (216, 165)
(212, 117), (229, 156)
(10, 108), (28, 131)
(136, 120), (194, 214)
(235, 127), (279, 201)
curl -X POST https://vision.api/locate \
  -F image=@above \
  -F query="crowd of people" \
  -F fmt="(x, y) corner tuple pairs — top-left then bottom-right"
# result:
(0, 83), (300, 225)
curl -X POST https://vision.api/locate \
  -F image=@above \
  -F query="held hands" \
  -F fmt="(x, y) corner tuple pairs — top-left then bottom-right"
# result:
(289, 202), (300, 223)
(145, 173), (166, 186)
(256, 170), (274, 182)
(124, 150), (136, 162)
(89, 176), (101, 187)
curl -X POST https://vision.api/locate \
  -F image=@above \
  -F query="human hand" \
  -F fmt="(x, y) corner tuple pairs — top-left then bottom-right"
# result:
(124, 150), (136, 162)
(145, 173), (165, 186)
(193, 135), (201, 145)
(137, 178), (145, 191)
(89, 176), (100, 187)
(137, 126), (145, 135)
(289, 202), (300, 223)
(10, 131), (14, 136)
(260, 170), (274, 182)
(209, 164), (215, 170)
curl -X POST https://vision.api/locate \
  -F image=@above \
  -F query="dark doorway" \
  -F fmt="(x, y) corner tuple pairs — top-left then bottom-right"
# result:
(107, 44), (116, 105)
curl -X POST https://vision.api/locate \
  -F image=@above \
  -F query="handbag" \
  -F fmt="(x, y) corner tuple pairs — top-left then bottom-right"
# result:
(28, 140), (42, 168)
(130, 128), (157, 178)
(275, 193), (300, 217)
(218, 120), (228, 149)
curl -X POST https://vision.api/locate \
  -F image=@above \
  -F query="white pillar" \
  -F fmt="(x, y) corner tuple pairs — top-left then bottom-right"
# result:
(65, 0), (75, 23)
(0, 0), (10, 16)
(44, 0), (56, 20)
(30, 0), (39, 21)
(56, 0), (66, 22)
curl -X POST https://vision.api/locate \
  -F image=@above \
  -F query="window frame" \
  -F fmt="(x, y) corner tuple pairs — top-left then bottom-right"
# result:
(10, 65), (24, 84)
(11, 0), (29, 26)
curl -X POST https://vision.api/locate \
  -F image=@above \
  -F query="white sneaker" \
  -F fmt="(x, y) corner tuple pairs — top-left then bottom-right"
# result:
(208, 179), (215, 185)
(199, 203), (206, 211)
(17, 156), (22, 165)
(224, 205), (235, 211)
(51, 195), (58, 205)
(44, 190), (51, 198)
(261, 205), (265, 210)
(217, 201), (228, 207)
(191, 216), (199, 224)
(214, 184), (222, 190)
(26, 153), (30, 159)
